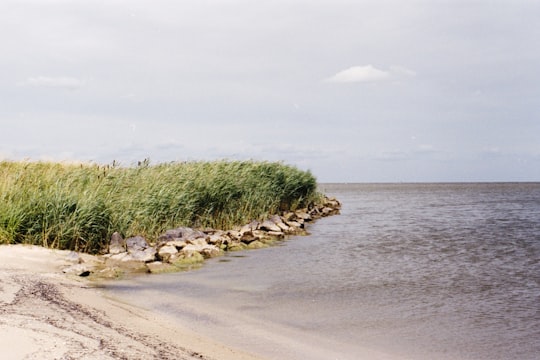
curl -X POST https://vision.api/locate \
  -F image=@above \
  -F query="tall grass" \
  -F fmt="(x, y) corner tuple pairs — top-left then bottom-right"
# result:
(0, 160), (319, 253)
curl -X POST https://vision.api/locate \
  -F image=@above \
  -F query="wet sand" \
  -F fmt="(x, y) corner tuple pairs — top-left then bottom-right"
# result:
(0, 245), (261, 360)
(0, 244), (405, 360)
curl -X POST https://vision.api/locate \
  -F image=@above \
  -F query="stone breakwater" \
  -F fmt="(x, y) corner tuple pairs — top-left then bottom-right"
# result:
(62, 196), (341, 278)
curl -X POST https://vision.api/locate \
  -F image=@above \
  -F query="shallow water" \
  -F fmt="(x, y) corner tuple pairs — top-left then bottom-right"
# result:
(106, 183), (540, 359)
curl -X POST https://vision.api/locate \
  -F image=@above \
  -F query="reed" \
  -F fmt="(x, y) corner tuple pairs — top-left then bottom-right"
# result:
(0, 160), (319, 253)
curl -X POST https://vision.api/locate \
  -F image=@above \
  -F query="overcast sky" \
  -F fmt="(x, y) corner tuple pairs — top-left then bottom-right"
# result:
(1, 0), (539, 182)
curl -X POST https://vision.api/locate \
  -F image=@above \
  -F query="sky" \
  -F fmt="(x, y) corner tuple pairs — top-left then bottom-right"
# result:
(1, 0), (539, 182)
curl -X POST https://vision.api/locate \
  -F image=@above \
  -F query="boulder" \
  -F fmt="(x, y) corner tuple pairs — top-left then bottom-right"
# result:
(260, 219), (281, 232)
(108, 252), (129, 261)
(240, 220), (259, 234)
(227, 230), (242, 241)
(184, 229), (209, 242)
(276, 222), (290, 232)
(167, 239), (188, 249)
(295, 210), (312, 221)
(281, 212), (296, 221)
(247, 240), (268, 249)
(284, 220), (303, 229)
(321, 207), (334, 216)
(181, 243), (220, 258)
(157, 229), (181, 244)
(200, 246), (221, 259)
(240, 230), (258, 244)
(187, 238), (208, 247)
(324, 197), (341, 209)
(171, 251), (205, 267)
(268, 214), (283, 224)
(157, 245), (178, 262)
(126, 236), (149, 252)
(207, 232), (229, 246)
(227, 242), (248, 251)
(109, 232), (126, 254)
(129, 247), (157, 263)
(157, 227), (206, 244)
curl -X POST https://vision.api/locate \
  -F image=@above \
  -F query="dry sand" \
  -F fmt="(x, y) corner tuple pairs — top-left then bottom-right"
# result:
(0, 244), (262, 360)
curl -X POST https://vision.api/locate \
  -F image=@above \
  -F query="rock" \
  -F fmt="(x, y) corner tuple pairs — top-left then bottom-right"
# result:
(126, 236), (149, 252)
(227, 242), (248, 251)
(324, 197), (341, 209)
(187, 238), (208, 247)
(267, 215), (290, 232)
(321, 207), (334, 215)
(65, 251), (84, 264)
(109, 232), (126, 254)
(282, 212), (296, 221)
(260, 219), (281, 232)
(129, 247), (157, 262)
(157, 229), (181, 244)
(295, 210), (312, 221)
(120, 194), (342, 274)
(146, 261), (177, 274)
(276, 222), (290, 232)
(171, 251), (205, 267)
(240, 220), (259, 234)
(157, 245), (178, 262)
(240, 230), (258, 244)
(268, 214), (283, 224)
(309, 207), (321, 218)
(227, 230), (242, 240)
(180, 243), (220, 259)
(63, 263), (91, 277)
(108, 252), (129, 261)
(184, 229), (209, 242)
(115, 256), (149, 271)
(124, 235), (156, 262)
(284, 220), (303, 229)
(200, 246), (221, 259)
(207, 232), (228, 246)
(157, 227), (205, 244)
(247, 240), (267, 249)
(166, 239), (188, 249)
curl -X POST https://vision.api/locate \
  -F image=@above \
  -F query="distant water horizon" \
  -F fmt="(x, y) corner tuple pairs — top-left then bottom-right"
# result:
(107, 183), (540, 360)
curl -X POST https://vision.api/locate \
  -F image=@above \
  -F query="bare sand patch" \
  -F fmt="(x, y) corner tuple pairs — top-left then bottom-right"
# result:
(0, 245), (261, 360)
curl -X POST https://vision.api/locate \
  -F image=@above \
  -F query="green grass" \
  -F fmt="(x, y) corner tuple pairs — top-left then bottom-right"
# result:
(0, 160), (320, 253)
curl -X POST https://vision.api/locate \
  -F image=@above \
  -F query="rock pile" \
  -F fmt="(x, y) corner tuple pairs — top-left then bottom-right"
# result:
(65, 196), (340, 276)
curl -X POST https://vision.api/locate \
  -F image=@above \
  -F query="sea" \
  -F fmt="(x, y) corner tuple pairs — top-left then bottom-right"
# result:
(106, 183), (540, 360)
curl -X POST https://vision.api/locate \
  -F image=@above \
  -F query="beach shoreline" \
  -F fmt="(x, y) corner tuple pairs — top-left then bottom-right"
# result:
(0, 244), (262, 360)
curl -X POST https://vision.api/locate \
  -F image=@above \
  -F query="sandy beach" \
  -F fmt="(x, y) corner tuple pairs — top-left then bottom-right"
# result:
(0, 244), (409, 360)
(0, 244), (262, 360)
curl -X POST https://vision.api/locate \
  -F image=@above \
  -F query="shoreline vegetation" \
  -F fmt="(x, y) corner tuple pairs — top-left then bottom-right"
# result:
(0, 159), (343, 359)
(1, 159), (340, 278)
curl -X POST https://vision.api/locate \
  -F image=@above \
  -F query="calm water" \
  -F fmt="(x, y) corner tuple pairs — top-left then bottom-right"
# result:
(107, 183), (540, 360)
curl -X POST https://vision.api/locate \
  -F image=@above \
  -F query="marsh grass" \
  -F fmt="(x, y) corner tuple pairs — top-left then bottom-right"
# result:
(0, 160), (319, 253)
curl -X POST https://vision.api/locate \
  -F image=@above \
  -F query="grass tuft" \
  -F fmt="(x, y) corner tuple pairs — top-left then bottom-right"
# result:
(0, 160), (319, 253)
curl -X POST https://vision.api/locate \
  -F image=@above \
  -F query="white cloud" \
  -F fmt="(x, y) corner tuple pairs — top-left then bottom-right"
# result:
(325, 65), (390, 83)
(19, 76), (85, 90)
(325, 64), (416, 83)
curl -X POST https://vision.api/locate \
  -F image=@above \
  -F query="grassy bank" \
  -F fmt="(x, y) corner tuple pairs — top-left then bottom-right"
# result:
(0, 160), (319, 253)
